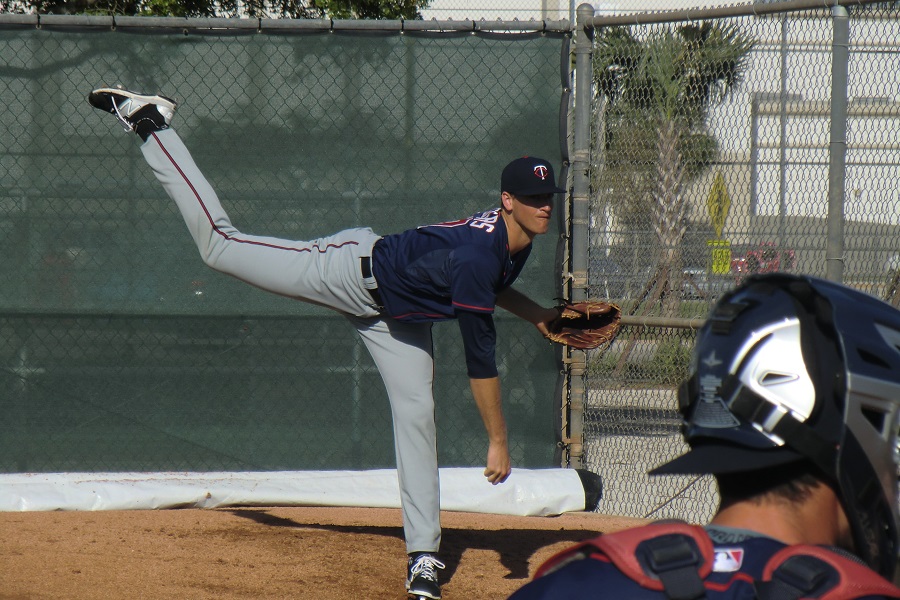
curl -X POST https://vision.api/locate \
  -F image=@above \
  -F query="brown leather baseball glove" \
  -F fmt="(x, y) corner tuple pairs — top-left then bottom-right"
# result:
(546, 300), (622, 350)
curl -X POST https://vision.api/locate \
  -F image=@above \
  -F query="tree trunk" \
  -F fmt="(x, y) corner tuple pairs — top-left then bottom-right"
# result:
(613, 119), (688, 376)
(651, 119), (687, 318)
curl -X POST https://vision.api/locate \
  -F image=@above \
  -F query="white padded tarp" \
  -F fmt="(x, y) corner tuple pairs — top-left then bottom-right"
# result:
(0, 467), (588, 515)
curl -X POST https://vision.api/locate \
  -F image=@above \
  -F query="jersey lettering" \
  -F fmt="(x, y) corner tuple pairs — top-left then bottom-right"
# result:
(468, 220), (495, 232)
(422, 210), (499, 234)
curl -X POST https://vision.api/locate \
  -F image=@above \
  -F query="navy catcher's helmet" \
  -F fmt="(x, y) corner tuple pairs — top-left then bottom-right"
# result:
(652, 273), (900, 579)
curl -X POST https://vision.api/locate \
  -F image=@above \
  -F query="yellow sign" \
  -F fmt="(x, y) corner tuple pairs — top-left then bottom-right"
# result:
(706, 171), (731, 238)
(707, 239), (732, 275)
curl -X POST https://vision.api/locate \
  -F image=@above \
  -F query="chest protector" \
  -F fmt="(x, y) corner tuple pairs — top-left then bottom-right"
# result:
(534, 521), (900, 599)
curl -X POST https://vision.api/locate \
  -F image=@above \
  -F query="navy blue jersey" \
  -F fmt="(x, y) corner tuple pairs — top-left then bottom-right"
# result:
(371, 208), (533, 378)
(372, 209), (531, 323)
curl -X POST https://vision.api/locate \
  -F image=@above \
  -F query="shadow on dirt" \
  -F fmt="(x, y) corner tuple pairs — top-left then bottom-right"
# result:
(229, 509), (603, 582)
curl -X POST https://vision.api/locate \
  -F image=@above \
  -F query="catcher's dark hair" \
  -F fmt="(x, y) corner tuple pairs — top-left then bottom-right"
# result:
(716, 459), (833, 510)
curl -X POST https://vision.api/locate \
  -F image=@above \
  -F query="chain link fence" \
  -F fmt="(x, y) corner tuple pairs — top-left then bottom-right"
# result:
(3, 3), (897, 525)
(0, 18), (570, 474)
(581, 1), (900, 522)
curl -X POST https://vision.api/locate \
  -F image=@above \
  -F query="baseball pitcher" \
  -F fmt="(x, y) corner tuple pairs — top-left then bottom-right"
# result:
(89, 86), (573, 600)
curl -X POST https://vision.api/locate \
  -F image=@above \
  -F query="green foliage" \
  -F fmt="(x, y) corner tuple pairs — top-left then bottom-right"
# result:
(309, 0), (426, 19)
(651, 338), (692, 385)
(588, 336), (693, 387)
(0, 0), (427, 18)
(595, 23), (753, 121)
(141, 0), (222, 17)
(4, 0), (139, 15)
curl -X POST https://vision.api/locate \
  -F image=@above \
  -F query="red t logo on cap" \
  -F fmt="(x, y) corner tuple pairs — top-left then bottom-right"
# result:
(533, 165), (549, 180)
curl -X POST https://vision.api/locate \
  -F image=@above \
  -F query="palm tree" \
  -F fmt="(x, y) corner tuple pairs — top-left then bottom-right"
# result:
(592, 22), (753, 318)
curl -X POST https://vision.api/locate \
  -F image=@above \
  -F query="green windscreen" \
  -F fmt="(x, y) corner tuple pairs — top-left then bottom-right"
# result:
(0, 24), (567, 472)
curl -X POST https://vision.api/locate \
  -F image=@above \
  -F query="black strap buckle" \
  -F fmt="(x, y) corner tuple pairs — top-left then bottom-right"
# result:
(638, 534), (708, 600)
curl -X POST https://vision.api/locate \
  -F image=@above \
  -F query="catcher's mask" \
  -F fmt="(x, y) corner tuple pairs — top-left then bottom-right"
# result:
(651, 273), (900, 579)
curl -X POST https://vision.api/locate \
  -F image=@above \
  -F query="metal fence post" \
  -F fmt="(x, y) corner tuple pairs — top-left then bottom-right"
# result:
(561, 2), (595, 469)
(826, 4), (849, 283)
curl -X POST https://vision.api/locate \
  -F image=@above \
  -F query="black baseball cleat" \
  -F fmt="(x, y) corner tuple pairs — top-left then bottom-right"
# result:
(406, 553), (445, 599)
(88, 86), (177, 141)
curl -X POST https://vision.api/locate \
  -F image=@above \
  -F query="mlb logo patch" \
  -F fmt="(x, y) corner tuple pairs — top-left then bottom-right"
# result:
(713, 548), (745, 572)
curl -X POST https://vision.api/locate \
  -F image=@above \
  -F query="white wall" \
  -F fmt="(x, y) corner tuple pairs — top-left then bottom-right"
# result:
(420, 0), (753, 22)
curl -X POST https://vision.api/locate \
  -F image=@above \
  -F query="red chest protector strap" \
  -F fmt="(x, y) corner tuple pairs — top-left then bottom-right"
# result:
(759, 544), (900, 600)
(535, 521), (714, 600)
(533, 522), (900, 600)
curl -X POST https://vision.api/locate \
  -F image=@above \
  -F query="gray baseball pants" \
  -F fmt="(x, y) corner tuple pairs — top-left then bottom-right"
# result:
(142, 129), (441, 554)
